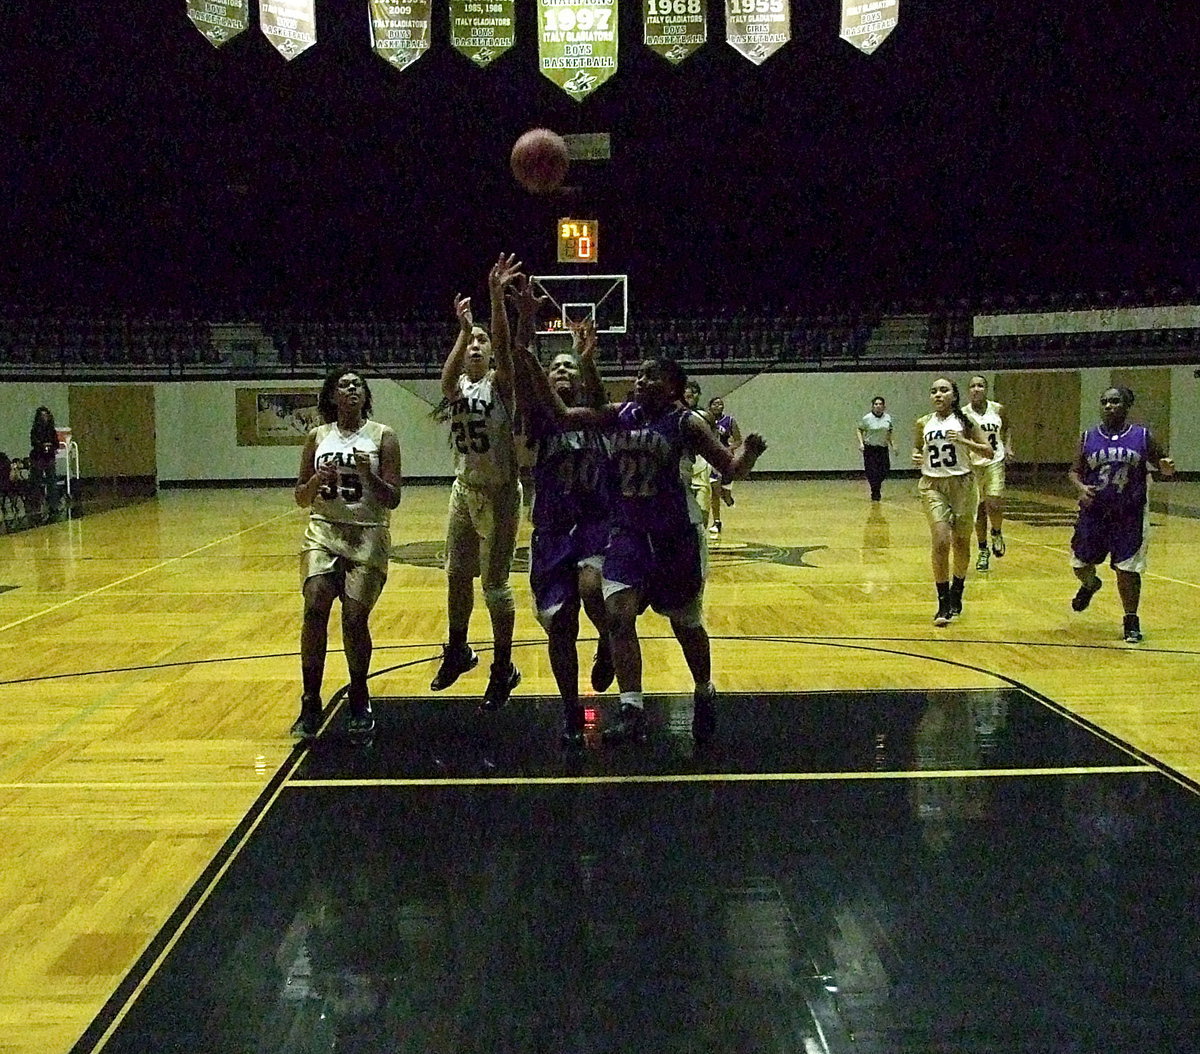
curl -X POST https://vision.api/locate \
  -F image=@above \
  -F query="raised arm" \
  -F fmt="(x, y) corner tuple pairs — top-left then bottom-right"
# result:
(683, 413), (766, 481)
(572, 317), (606, 408)
(488, 251), (522, 413)
(440, 294), (473, 401)
(513, 342), (617, 429)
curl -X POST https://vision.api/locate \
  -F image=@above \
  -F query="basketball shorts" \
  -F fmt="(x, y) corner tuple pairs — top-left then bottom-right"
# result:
(1071, 501), (1149, 574)
(300, 517), (391, 611)
(530, 520), (609, 628)
(602, 523), (706, 625)
(972, 460), (1006, 499)
(444, 477), (522, 590)
(918, 473), (979, 540)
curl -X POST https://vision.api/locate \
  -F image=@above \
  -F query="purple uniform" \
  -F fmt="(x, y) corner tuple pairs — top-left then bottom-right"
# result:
(527, 409), (611, 621)
(1071, 424), (1151, 567)
(710, 413), (737, 483)
(604, 402), (704, 615)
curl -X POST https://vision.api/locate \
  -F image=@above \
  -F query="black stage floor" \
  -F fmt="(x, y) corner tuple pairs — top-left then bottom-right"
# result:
(76, 690), (1200, 1054)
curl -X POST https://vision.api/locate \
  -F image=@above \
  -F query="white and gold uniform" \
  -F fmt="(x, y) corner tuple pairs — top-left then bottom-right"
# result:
(917, 411), (979, 537)
(300, 419), (394, 609)
(445, 371), (522, 590)
(964, 398), (1006, 498)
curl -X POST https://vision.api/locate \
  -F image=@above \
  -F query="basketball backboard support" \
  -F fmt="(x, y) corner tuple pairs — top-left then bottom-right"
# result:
(532, 274), (628, 335)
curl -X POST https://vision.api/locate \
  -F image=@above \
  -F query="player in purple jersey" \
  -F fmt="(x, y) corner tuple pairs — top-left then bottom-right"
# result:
(517, 349), (767, 745)
(707, 396), (741, 535)
(511, 289), (613, 748)
(1068, 387), (1174, 643)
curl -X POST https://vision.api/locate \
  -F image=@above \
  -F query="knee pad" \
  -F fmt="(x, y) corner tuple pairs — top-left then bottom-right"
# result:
(483, 583), (515, 615)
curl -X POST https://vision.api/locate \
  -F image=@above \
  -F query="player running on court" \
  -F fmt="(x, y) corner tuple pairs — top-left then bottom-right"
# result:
(1068, 386), (1174, 643)
(963, 375), (1012, 571)
(913, 378), (994, 627)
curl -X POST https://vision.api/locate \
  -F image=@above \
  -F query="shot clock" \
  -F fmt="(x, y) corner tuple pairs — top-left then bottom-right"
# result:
(557, 218), (599, 264)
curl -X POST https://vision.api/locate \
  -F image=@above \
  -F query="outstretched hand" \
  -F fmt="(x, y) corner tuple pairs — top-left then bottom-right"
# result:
(488, 252), (523, 293)
(510, 273), (550, 319)
(569, 316), (597, 357)
(743, 433), (767, 458)
(454, 294), (472, 332)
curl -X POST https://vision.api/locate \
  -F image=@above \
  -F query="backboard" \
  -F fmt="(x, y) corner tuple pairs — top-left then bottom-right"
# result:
(532, 274), (628, 335)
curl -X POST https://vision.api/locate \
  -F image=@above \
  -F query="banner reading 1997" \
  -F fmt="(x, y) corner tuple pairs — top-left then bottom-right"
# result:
(839, 0), (898, 54)
(186, 0), (249, 46)
(260, 0), (316, 60)
(370, 0), (432, 72)
(538, 0), (619, 101)
(450, 0), (516, 66)
(725, 0), (789, 65)
(643, 0), (706, 65)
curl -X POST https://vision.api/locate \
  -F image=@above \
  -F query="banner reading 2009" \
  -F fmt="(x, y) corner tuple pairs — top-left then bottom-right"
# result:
(186, 0), (249, 46)
(538, 0), (618, 101)
(644, 0), (706, 65)
(370, 0), (432, 72)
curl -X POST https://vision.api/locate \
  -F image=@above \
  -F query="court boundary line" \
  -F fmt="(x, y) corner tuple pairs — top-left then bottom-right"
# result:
(67, 671), (1195, 1052)
(68, 747), (311, 1054)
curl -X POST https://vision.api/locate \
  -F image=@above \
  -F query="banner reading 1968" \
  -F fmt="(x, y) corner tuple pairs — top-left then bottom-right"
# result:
(725, 0), (789, 65)
(839, 0), (898, 54)
(370, 0), (432, 72)
(538, 0), (619, 101)
(260, 0), (316, 60)
(186, 0), (249, 46)
(450, 0), (516, 66)
(643, 0), (706, 65)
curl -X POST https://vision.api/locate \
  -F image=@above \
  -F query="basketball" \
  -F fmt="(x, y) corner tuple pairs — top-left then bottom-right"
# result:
(510, 128), (569, 195)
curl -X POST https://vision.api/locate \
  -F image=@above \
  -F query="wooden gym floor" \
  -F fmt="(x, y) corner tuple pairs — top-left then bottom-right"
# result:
(2, 478), (1199, 1052)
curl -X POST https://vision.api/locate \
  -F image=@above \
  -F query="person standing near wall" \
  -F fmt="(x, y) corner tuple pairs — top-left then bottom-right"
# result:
(962, 376), (1011, 571)
(856, 396), (894, 502)
(28, 406), (61, 523)
(707, 396), (741, 535)
(294, 368), (402, 740)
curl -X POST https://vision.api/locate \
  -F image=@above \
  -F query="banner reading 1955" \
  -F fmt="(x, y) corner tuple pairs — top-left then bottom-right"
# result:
(725, 0), (789, 65)
(538, 0), (619, 101)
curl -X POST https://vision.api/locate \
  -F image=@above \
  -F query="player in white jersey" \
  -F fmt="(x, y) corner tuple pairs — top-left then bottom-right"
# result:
(912, 378), (994, 626)
(294, 368), (402, 740)
(963, 376), (1012, 571)
(431, 253), (525, 711)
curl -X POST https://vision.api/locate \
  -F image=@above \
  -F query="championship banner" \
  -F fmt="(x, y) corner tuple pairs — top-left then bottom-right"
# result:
(370, 0), (432, 72)
(449, 0), (515, 67)
(643, 0), (706, 65)
(725, 0), (789, 65)
(537, 0), (619, 101)
(260, 0), (317, 60)
(839, 0), (898, 54)
(186, 0), (249, 46)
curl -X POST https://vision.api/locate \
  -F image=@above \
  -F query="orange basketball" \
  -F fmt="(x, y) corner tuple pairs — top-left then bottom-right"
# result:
(510, 128), (570, 195)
